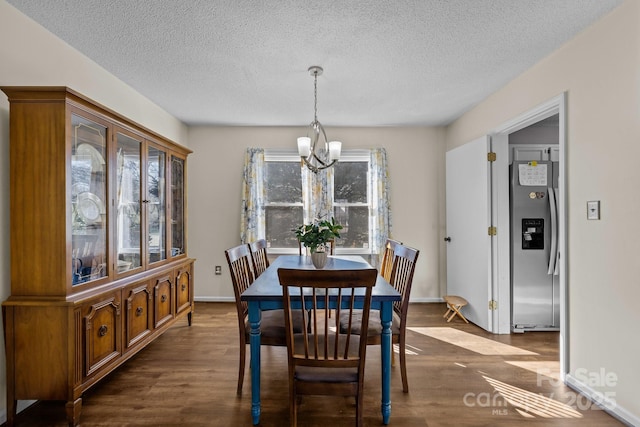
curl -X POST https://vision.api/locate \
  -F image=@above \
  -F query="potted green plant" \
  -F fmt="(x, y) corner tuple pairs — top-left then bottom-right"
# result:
(293, 217), (342, 268)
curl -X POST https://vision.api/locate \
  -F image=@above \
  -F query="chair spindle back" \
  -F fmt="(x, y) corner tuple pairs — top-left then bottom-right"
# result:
(249, 239), (270, 278)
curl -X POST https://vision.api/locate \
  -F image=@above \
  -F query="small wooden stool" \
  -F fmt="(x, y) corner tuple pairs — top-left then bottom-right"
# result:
(443, 295), (469, 323)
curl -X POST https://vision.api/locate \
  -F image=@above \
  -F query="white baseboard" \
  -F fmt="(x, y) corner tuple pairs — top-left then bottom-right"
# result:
(565, 373), (639, 426)
(194, 296), (235, 302)
(409, 297), (445, 303)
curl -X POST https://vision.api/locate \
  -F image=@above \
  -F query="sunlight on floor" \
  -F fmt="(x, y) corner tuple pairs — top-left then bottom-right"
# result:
(483, 375), (582, 418)
(409, 327), (538, 355)
(506, 361), (561, 382)
(393, 343), (420, 355)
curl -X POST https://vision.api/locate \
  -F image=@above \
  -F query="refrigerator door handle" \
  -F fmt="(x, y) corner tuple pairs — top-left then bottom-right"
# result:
(547, 186), (558, 275)
(553, 188), (560, 276)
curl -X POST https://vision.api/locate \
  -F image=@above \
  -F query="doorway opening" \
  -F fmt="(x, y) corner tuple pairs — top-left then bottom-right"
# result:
(491, 93), (567, 378)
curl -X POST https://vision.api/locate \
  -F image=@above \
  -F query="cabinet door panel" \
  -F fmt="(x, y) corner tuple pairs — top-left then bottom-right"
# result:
(175, 264), (192, 315)
(84, 295), (121, 377)
(153, 274), (174, 328)
(116, 130), (143, 275)
(147, 145), (166, 265)
(71, 114), (108, 286)
(170, 155), (186, 257)
(125, 283), (152, 349)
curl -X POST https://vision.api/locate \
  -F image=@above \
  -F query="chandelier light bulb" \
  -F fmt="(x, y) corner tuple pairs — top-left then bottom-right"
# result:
(297, 137), (311, 157)
(328, 141), (342, 161)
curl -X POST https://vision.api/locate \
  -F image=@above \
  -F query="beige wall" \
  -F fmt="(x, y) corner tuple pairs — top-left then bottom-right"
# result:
(446, 0), (639, 422)
(187, 126), (446, 301)
(0, 0), (188, 421)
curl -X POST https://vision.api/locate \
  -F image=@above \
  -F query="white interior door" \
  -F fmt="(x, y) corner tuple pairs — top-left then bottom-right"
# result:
(445, 136), (493, 332)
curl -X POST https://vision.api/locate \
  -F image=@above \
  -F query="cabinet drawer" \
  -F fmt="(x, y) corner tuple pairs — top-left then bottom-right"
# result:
(84, 294), (122, 377)
(153, 273), (174, 328)
(124, 283), (152, 349)
(175, 264), (192, 315)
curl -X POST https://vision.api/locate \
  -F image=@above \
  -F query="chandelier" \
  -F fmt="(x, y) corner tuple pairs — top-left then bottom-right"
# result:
(297, 66), (342, 173)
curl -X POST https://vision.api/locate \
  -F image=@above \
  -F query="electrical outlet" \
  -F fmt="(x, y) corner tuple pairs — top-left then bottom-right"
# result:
(215, 265), (222, 275)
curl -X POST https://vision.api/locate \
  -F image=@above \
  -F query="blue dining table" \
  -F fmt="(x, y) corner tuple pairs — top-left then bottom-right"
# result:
(240, 255), (401, 425)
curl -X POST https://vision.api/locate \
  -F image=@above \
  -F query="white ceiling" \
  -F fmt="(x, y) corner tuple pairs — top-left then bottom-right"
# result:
(7, 0), (622, 127)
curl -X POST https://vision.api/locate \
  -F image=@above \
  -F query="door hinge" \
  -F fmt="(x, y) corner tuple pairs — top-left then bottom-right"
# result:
(488, 226), (497, 236)
(489, 300), (498, 310)
(487, 152), (496, 162)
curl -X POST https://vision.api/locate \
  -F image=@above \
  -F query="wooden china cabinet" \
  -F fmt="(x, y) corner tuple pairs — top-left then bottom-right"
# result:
(1, 87), (195, 426)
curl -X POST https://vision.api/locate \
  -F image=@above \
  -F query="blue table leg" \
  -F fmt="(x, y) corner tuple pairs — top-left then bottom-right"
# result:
(248, 301), (261, 425)
(380, 301), (392, 424)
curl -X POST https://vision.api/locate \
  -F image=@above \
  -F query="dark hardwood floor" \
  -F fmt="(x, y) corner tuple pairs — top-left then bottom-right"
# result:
(11, 302), (623, 426)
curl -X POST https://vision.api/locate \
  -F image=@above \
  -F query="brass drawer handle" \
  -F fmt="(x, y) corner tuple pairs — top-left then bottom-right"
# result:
(98, 325), (108, 337)
(161, 294), (167, 303)
(135, 306), (144, 316)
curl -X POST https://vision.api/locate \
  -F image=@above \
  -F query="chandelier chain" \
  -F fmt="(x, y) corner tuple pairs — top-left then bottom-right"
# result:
(313, 71), (318, 123)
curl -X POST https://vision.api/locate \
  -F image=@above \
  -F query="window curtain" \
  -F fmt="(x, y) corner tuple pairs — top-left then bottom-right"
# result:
(240, 148), (265, 244)
(370, 148), (392, 261)
(302, 164), (333, 223)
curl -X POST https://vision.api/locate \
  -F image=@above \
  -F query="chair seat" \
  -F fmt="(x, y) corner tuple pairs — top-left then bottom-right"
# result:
(296, 366), (359, 383)
(244, 309), (305, 338)
(339, 309), (401, 337)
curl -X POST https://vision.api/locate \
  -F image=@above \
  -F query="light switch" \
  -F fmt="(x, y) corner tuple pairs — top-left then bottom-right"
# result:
(587, 201), (600, 220)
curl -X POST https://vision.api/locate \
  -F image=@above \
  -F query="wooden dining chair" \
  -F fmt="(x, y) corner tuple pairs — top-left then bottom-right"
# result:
(278, 267), (377, 427)
(379, 238), (402, 282)
(249, 238), (270, 278)
(340, 243), (419, 393)
(225, 244), (304, 395)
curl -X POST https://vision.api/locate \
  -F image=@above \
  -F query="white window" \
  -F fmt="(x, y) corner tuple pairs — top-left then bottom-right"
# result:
(264, 150), (372, 256)
(264, 151), (304, 252)
(331, 151), (371, 254)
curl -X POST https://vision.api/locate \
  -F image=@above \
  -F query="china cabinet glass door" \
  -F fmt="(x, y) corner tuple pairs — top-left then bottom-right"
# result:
(116, 131), (143, 274)
(171, 156), (185, 257)
(147, 145), (166, 264)
(71, 114), (108, 285)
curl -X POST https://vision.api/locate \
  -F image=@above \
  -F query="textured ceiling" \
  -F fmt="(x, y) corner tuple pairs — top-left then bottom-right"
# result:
(7, 0), (622, 127)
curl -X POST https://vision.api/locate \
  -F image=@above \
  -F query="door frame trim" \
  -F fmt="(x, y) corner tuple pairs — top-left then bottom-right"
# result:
(490, 92), (568, 378)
